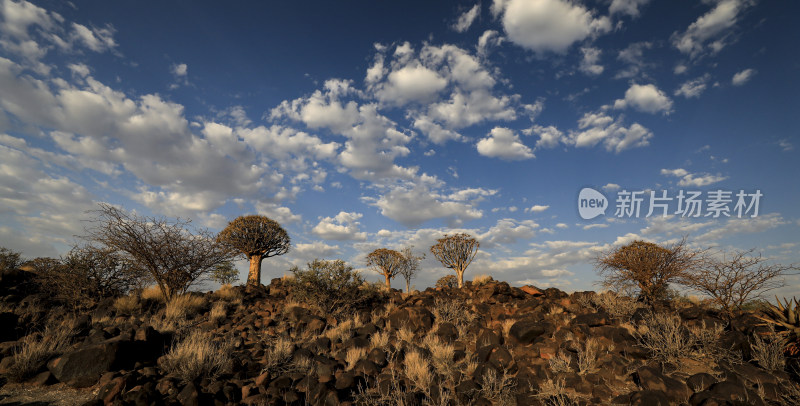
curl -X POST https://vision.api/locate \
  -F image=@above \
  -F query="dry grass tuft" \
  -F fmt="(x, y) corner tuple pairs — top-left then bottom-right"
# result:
(403, 349), (432, 393)
(113, 295), (139, 314)
(8, 320), (76, 382)
(396, 324), (415, 344)
(158, 330), (233, 382)
(479, 367), (517, 405)
(577, 338), (599, 375)
(534, 378), (582, 406)
(141, 285), (165, 302)
(432, 297), (476, 327)
(346, 347), (367, 370)
(750, 327), (787, 372)
(423, 334), (455, 374)
(473, 274), (493, 285)
(165, 294), (206, 321)
(370, 330), (390, 350)
(213, 284), (241, 301)
(636, 312), (694, 363)
(209, 301), (227, 323)
(263, 336), (294, 375)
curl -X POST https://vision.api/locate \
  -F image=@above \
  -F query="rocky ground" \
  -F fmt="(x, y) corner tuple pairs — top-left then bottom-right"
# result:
(0, 267), (799, 405)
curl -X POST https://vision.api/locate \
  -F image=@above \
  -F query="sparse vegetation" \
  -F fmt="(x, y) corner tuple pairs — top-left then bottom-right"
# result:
(0, 247), (24, 271)
(209, 261), (239, 285)
(288, 259), (383, 316)
(8, 320), (76, 382)
(757, 296), (800, 356)
(595, 237), (704, 305)
(366, 248), (405, 289)
(398, 246), (424, 294)
(164, 294), (207, 321)
(158, 330), (234, 382)
(217, 215), (291, 286)
(435, 274), (458, 289)
(84, 203), (234, 301)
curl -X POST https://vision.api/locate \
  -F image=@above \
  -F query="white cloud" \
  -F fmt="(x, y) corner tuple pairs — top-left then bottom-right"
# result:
(779, 139), (794, 152)
(569, 111), (653, 153)
(312, 211), (367, 241)
(696, 213), (787, 241)
(171, 63), (187, 77)
(731, 68), (755, 86)
(376, 64), (448, 106)
(529, 125), (566, 149)
(295, 241), (340, 259)
(602, 183), (621, 191)
(579, 47), (603, 75)
(452, 4), (480, 33)
(476, 127), (534, 160)
(675, 74), (710, 98)
(478, 218), (539, 248)
(525, 205), (549, 213)
(660, 168), (727, 187)
(495, 0), (611, 53)
(609, 0), (650, 17)
(70, 23), (116, 52)
(672, 0), (750, 57)
(614, 83), (673, 114)
(615, 41), (652, 79)
(255, 202), (303, 225)
(477, 30), (503, 56)
(368, 183), (485, 228)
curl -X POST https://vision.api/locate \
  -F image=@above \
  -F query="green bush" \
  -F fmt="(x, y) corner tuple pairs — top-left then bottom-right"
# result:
(210, 261), (239, 285)
(435, 274), (458, 289)
(288, 259), (382, 316)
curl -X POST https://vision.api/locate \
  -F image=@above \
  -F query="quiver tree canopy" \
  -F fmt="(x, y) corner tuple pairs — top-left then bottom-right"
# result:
(366, 248), (405, 289)
(217, 215), (290, 286)
(430, 233), (479, 288)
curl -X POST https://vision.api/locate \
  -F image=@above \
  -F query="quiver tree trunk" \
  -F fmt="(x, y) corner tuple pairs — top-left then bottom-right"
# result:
(456, 269), (464, 288)
(247, 255), (263, 286)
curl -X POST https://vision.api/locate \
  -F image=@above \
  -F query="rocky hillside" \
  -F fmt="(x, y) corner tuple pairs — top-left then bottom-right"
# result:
(0, 267), (798, 405)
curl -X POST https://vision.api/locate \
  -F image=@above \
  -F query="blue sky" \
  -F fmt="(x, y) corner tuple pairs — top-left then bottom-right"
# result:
(1, 0), (798, 294)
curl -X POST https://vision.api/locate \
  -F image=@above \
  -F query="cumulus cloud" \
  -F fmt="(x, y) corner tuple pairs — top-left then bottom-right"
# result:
(525, 205), (549, 213)
(615, 41), (652, 79)
(452, 4), (480, 33)
(672, 0), (751, 57)
(696, 213), (787, 241)
(731, 68), (755, 86)
(609, 0), (650, 17)
(675, 74), (710, 98)
(367, 182), (486, 228)
(614, 83), (673, 114)
(579, 47), (603, 75)
(569, 111), (653, 153)
(660, 168), (727, 187)
(494, 0), (611, 53)
(476, 127), (534, 160)
(70, 23), (116, 52)
(312, 211), (368, 241)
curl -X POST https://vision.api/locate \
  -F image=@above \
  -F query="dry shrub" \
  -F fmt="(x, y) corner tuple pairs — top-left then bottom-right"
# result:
(263, 336), (294, 375)
(148, 314), (188, 335)
(479, 368), (517, 405)
(396, 324), (415, 344)
(423, 334), (455, 374)
(403, 349), (432, 393)
(548, 351), (572, 373)
(592, 291), (644, 320)
(432, 297), (475, 327)
(113, 295), (139, 315)
(577, 338), (599, 375)
(636, 312), (694, 363)
(534, 378), (582, 406)
(213, 284), (241, 301)
(473, 274), (493, 285)
(165, 294), (206, 321)
(158, 330), (233, 382)
(209, 301), (227, 323)
(346, 347), (367, 370)
(750, 327), (787, 372)
(8, 320), (76, 382)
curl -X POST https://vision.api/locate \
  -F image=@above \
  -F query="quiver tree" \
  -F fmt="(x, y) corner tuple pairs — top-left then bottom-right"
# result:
(217, 215), (290, 286)
(595, 237), (703, 305)
(85, 204), (234, 302)
(430, 233), (479, 288)
(366, 248), (405, 289)
(398, 246), (425, 293)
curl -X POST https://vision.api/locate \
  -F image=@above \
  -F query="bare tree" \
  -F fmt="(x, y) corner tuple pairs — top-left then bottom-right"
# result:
(595, 237), (704, 305)
(366, 248), (405, 289)
(430, 233), (479, 288)
(217, 215), (290, 286)
(85, 204), (233, 301)
(398, 246), (424, 293)
(681, 249), (797, 319)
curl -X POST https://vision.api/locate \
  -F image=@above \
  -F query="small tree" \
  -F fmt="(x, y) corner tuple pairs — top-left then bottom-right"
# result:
(430, 233), (479, 288)
(595, 237), (703, 305)
(210, 262), (240, 286)
(398, 246), (425, 293)
(0, 247), (23, 271)
(681, 249), (797, 319)
(366, 248), (405, 289)
(85, 204), (233, 301)
(217, 215), (290, 286)
(288, 259), (380, 316)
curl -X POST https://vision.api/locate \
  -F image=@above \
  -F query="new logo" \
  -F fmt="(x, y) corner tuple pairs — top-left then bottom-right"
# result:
(578, 187), (607, 220)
